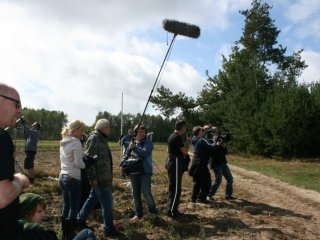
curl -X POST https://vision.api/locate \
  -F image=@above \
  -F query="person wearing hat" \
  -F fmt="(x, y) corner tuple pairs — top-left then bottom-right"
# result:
(17, 192), (58, 239)
(122, 124), (157, 223)
(18, 193), (96, 240)
(21, 119), (41, 184)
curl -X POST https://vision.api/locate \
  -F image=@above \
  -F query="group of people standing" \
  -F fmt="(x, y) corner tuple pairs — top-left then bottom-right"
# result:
(0, 82), (234, 239)
(189, 125), (234, 204)
(165, 121), (235, 218)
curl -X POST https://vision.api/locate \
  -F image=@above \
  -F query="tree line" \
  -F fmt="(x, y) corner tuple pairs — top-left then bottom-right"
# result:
(11, 0), (320, 159)
(150, 0), (320, 159)
(11, 108), (176, 143)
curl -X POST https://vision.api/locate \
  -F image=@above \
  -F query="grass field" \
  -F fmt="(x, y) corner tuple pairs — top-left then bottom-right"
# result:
(15, 140), (320, 193)
(228, 155), (320, 192)
(13, 140), (320, 239)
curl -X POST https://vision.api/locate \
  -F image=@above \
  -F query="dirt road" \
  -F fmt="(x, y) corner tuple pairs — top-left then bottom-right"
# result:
(208, 165), (320, 239)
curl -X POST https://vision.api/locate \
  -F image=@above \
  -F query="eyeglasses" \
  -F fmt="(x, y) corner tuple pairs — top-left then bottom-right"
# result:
(0, 94), (21, 109)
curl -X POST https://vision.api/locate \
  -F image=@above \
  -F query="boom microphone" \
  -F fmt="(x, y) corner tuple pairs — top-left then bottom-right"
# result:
(135, 19), (199, 136)
(163, 19), (200, 39)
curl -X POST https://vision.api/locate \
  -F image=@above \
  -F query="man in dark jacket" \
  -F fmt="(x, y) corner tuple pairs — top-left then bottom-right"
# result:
(207, 136), (235, 200)
(77, 119), (117, 237)
(189, 126), (213, 203)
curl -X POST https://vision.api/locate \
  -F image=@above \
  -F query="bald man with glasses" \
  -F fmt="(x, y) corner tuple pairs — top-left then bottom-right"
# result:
(0, 83), (30, 239)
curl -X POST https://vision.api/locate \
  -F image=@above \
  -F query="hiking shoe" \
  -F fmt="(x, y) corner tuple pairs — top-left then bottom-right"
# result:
(225, 195), (236, 200)
(197, 198), (210, 204)
(130, 215), (141, 223)
(167, 211), (184, 218)
(207, 196), (215, 201)
(104, 227), (118, 237)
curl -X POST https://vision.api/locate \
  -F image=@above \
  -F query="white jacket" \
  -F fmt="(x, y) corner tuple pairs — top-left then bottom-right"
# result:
(59, 136), (86, 180)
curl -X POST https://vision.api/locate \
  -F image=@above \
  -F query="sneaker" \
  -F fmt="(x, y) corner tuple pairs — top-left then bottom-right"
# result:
(225, 195), (236, 200)
(104, 228), (118, 237)
(197, 198), (210, 204)
(130, 215), (141, 223)
(207, 196), (215, 201)
(167, 211), (184, 218)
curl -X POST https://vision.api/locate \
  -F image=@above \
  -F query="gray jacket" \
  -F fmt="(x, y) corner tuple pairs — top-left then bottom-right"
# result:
(85, 130), (113, 186)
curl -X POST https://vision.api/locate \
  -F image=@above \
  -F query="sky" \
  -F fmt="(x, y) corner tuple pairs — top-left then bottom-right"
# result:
(1, 0), (320, 126)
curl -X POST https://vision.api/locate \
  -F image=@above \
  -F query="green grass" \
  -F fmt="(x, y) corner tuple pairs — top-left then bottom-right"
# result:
(228, 155), (320, 192)
(15, 139), (60, 151)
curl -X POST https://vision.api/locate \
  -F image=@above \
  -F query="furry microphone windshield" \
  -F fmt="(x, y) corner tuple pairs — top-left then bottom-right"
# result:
(162, 19), (201, 39)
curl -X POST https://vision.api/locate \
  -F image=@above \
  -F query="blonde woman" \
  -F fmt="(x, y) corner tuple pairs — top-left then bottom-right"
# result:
(59, 120), (86, 239)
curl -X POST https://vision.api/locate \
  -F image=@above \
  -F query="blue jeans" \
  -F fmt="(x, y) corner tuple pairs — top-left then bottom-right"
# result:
(73, 228), (96, 240)
(59, 174), (81, 219)
(78, 185), (114, 234)
(130, 174), (157, 218)
(208, 163), (233, 197)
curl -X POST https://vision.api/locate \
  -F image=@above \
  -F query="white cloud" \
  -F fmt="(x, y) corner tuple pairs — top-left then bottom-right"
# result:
(299, 50), (320, 84)
(286, 0), (320, 22)
(1, 0), (319, 125)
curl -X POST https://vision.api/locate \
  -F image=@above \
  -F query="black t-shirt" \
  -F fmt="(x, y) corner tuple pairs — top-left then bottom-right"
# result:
(167, 132), (184, 158)
(211, 145), (228, 166)
(0, 128), (20, 225)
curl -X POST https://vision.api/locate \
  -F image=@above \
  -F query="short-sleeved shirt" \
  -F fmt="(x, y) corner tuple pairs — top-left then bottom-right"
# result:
(0, 128), (20, 228)
(167, 132), (184, 159)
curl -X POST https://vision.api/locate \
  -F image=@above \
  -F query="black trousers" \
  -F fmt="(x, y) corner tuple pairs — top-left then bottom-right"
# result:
(167, 158), (184, 214)
(191, 166), (211, 201)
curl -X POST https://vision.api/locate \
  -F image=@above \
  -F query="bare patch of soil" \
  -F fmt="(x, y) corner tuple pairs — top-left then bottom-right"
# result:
(15, 149), (320, 239)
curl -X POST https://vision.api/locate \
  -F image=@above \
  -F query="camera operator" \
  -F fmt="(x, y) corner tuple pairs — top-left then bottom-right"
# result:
(207, 135), (235, 201)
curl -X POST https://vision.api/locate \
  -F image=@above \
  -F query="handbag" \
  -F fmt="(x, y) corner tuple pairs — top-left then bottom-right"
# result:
(121, 156), (144, 175)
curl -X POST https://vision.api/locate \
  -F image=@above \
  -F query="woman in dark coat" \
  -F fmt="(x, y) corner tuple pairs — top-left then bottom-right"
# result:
(189, 126), (213, 203)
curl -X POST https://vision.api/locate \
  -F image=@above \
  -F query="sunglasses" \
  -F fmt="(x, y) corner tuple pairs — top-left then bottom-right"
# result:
(0, 94), (22, 109)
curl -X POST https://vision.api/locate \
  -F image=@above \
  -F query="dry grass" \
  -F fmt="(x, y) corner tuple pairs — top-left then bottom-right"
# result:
(13, 141), (320, 240)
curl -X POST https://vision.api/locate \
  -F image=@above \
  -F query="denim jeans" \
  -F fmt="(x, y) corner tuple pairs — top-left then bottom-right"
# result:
(208, 163), (233, 197)
(73, 228), (96, 240)
(78, 184), (115, 234)
(59, 174), (81, 219)
(130, 174), (157, 218)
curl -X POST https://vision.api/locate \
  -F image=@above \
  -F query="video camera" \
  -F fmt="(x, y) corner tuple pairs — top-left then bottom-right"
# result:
(216, 132), (232, 143)
(203, 124), (232, 144)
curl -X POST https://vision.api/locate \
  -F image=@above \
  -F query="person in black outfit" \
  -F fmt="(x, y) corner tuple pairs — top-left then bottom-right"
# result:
(207, 135), (235, 200)
(166, 120), (191, 218)
(0, 83), (30, 240)
(189, 126), (213, 203)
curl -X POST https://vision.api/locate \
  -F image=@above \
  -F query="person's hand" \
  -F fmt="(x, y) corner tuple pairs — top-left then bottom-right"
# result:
(83, 154), (98, 168)
(90, 179), (98, 187)
(14, 173), (30, 190)
(129, 141), (136, 149)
